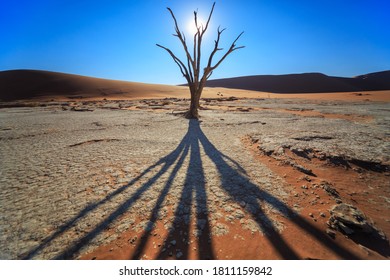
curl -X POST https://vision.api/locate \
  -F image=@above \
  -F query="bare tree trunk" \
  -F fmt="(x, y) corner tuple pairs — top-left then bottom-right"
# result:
(195, 92), (201, 110)
(187, 94), (199, 119)
(186, 86), (201, 119)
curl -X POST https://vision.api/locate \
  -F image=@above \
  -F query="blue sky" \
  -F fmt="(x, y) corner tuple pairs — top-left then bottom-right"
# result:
(1, 0), (389, 84)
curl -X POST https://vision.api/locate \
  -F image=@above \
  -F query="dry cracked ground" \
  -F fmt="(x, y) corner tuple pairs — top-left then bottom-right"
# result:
(0, 97), (389, 259)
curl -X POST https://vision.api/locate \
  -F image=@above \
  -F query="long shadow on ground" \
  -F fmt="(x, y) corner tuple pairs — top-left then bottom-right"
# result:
(24, 119), (360, 259)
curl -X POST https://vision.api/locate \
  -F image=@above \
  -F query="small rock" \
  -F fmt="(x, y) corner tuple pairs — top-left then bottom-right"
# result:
(320, 212), (326, 217)
(358, 244), (370, 255)
(170, 240), (177, 246)
(129, 236), (137, 245)
(302, 176), (312, 182)
(309, 213), (314, 218)
(328, 203), (373, 235)
(326, 229), (336, 239)
(338, 222), (355, 235)
(294, 164), (314, 176)
(321, 181), (340, 198)
(176, 251), (183, 258)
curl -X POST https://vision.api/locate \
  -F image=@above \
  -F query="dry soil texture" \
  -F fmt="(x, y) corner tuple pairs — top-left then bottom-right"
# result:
(0, 97), (389, 259)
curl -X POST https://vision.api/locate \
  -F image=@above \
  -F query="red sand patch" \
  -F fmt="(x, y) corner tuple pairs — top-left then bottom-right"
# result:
(202, 104), (373, 123)
(241, 137), (390, 259)
(80, 136), (389, 260)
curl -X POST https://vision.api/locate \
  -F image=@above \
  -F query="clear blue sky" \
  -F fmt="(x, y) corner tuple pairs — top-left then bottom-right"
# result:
(1, 0), (389, 85)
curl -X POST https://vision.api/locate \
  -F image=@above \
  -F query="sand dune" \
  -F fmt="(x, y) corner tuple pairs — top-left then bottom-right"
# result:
(206, 71), (390, 93)
(1, 69), (389, 102)
(0, 69), (190, 101)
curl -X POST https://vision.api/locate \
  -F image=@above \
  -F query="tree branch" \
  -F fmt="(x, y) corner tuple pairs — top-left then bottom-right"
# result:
(158, 2), (244, 95)
(156, 44), (192, 84)
(157, 2), (244, 118)
(205, 26), (225, 70)
(167, 7), (195, 82)
(210, 31), (245, 72)
(195, 2), (215, 81)
(201, 2), (215, 35)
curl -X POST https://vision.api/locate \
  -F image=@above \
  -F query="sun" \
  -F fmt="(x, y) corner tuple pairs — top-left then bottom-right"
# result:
(186, 16), (206, 35)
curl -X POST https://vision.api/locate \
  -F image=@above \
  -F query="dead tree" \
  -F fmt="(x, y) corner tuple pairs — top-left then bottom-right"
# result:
(157, 2), (244, 119)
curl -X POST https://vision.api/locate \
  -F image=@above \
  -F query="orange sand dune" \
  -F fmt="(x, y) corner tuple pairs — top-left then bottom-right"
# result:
(206, 71), (390, 93)
(0, 69), (190, 101)
(1, 69), (389, 102)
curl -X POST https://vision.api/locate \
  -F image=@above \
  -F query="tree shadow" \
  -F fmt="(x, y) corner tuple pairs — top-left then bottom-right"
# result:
(349, 230), (390, 257)
(190, 120), (360, 259)
(24, 119), (362, 259)
(131, 119), (215, 259)
(23, 129), (190, 259)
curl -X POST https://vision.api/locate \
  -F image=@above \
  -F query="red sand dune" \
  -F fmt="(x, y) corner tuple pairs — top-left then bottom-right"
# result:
(205, 71), (390, 93)
(0, 69), (389, 102)
(0, 69), (189, 101)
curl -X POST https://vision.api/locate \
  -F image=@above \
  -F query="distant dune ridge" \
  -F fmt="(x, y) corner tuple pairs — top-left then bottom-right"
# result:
(0, 70), (188, 101)
(0, 69), (389, 101)
(205, 71), (390, 93)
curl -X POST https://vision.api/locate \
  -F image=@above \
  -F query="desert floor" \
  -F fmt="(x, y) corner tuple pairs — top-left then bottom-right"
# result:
(0, 92), (389, 259)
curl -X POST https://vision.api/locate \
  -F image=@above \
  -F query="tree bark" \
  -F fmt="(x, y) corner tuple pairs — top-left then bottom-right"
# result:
(186, 87), (201, 119)
(187, 96), (199, 119)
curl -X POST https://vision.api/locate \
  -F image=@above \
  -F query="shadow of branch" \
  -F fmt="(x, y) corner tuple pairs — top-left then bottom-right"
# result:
(26, 119), (362, 260)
